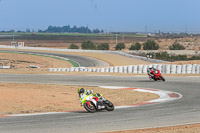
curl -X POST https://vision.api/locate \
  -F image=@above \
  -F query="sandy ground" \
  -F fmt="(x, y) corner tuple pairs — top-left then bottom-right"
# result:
(0, 52), (72, 69)
(165, 60), (200, 65)
(0, 83), (158, 115)
(0, 48), (151, 66)
(65, 52), (151, 66)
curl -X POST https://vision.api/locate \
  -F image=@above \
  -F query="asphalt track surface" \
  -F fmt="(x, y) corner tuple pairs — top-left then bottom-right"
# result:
(0, 74), (200, 133)
(0, 50), (109, 67)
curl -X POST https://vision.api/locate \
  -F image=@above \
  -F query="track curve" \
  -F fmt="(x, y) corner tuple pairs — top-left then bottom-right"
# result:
(0, 50), (109, 67)
(0, 74), (200, 133)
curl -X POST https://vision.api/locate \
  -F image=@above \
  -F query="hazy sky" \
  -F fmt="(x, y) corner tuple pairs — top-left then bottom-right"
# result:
(0, 0), (199, 33)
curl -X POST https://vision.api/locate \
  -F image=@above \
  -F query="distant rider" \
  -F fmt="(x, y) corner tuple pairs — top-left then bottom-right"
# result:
(147, 67), (157, 79)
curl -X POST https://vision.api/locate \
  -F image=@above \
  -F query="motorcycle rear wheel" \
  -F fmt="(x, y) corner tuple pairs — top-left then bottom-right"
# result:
(105, 101), (114, 111)
(84, 102), (96, 113)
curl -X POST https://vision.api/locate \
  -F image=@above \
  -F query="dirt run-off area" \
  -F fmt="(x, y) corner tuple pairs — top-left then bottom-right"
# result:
(0, 83), (158, 115)
(0, 52), (72, 69)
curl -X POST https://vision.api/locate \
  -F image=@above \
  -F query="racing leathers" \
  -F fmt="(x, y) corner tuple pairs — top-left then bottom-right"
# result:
(79, 90), (102, 105)
(147, 68), (156, 79)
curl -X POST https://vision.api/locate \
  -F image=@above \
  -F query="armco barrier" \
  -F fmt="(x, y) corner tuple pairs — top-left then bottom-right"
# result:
(138, 65), (143, 74)
(49, 64), (200, 74)
(171, 65), (177, 74)
(196, 65), (200, 73)
(186, 64), (192, 74)
(152, 64), (158, 69)
(176, 65), (182, 74)
(181, 65), (186, 74)
(128, 65), (133, 73)
(109, 67), (114, 73)
(133, 65), (138, 74)
(192, 64), (198, 74)
(105, 67), (109, 73)
(123, 66), (128, 73)
(157, 64), (162, 73)
(119, 66), (123, 73)
(142, 65), (148, 74)
(165, 65), (171, 74)
(114, 66), (118, 73)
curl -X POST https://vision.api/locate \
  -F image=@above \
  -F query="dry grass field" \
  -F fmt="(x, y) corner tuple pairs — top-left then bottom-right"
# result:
(1, 34), (200, 50)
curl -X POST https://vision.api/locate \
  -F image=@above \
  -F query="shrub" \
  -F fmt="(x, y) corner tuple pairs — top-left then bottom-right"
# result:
(155, 52), (187, 61)
(69, 44), (79, 49)
(155, 52), (170, 59)
(143, 40), (159, 50)
(169, 43), (185, 50)
(129, 43), (141, 50)
(97, 43), (109, 50)
(115, 43), (125, 50)
(81, 40), (96, 50)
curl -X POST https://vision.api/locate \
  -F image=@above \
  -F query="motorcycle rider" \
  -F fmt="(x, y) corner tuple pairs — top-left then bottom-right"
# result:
(78, 88), (102, 105)
(147, 67), (156, 79)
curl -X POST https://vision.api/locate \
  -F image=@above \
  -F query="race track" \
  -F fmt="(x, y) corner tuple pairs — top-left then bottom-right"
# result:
(0, 50), (109, 67)
(0, 74), (200, 133)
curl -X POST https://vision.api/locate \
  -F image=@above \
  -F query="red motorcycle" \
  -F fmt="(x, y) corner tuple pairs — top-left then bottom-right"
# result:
(149, 69), (165, 81)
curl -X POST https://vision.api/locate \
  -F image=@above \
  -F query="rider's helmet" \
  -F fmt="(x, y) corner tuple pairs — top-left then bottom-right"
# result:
(148, 66), (153, 71)
(78, 88), (85, 95)
(96, 93), (101, 97)
(95, 93), (102, 99)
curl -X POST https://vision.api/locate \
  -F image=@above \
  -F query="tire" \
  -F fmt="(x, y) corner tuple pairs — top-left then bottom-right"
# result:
(160, 76), (165, 81)
(104, 101), (114, 111)
(84, 102), (96, 113)
(153, 78), (157, 81)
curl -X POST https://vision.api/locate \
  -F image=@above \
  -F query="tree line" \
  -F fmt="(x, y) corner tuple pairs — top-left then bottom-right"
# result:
(70, 40), (185, 51)
(38, 25), (104, 33)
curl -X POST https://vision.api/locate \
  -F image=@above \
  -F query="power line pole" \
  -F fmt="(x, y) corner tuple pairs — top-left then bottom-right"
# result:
(13, 34), (17, 69)
(185, 25), (187, 34)
(87, 24), (89, 34)
(145, 25), (147, 33)
(116, 34), (118, 46)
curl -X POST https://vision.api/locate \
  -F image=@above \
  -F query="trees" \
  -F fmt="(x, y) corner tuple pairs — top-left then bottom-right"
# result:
(143, 40), (159, 50)
(169, 43), (185, 50)
(115, 43), (125, 50)
(69, 44), (79, 49)
(45, 25), (102, 33)
(129, 43), (141, 50)
(81, 41), (96, 50)
(97, 43), (109, 50)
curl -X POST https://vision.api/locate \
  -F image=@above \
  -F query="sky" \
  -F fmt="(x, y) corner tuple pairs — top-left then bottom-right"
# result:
(0, 0), (200, 33)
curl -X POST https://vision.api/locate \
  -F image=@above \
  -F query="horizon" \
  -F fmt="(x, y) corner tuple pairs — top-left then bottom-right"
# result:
(0, 0), (200, 33)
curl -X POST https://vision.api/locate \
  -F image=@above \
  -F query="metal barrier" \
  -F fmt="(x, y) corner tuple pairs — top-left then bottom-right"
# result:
(48, 64), (200, 74)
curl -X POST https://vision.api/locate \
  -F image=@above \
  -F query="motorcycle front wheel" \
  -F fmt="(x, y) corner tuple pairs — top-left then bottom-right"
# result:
(84, 102), (96, 113)
(160, 76), (165, 81)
